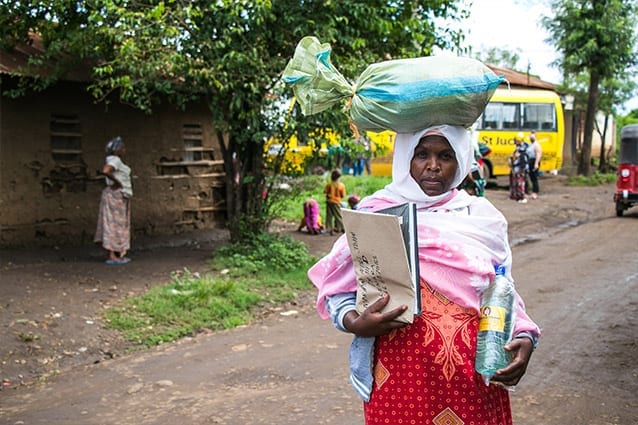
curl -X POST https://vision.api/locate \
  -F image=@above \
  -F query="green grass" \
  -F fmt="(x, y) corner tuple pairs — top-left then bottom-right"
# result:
(566, 172), (616, 186)
(103, 232), (317, 349)
(103, 175), (391, 349)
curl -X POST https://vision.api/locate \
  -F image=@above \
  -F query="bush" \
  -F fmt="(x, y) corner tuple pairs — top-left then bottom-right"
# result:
(211, 231), (315, 274)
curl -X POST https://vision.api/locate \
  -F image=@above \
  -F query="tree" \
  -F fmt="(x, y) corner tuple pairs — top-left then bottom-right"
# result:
(618, 108), (638, 128)
(542, 0), (637, 176)
(561, 69), (637, 171)
(0, 0), (468, 241)
(595, 76), (637, 170)
(475, 46), (522, 70)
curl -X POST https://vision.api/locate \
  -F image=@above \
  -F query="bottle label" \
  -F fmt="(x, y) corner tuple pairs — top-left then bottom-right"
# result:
(478, 305), (506, 332)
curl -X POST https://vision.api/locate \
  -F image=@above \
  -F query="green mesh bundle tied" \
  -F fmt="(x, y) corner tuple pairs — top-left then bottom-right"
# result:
(282, 36), (505, 133)
(282, 37), (353, 115)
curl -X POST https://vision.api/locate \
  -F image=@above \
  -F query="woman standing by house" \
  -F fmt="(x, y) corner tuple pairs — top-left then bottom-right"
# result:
(94, 136), (133, 265)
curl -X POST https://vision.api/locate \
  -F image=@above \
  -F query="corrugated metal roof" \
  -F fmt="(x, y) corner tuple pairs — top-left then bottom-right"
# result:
(486, 64), (557, 90)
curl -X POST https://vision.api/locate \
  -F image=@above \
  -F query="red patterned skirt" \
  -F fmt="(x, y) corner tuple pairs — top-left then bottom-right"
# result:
(363, 282), (512, 425)
(509, 171), (526, 201)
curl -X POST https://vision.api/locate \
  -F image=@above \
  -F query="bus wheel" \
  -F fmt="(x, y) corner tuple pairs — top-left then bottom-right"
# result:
(481, 160), (492, 180)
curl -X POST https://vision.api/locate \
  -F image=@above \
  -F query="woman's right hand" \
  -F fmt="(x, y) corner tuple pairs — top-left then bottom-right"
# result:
(343, 294), (408, 337)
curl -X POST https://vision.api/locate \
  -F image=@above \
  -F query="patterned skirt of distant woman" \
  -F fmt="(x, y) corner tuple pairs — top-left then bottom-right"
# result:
(94, 187), (131, 253)
(363, 281), (512, 425)
(509, 170), (526, 201)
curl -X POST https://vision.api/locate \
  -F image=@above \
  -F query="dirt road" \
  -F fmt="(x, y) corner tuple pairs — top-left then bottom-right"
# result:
(1, 176), (637, 424)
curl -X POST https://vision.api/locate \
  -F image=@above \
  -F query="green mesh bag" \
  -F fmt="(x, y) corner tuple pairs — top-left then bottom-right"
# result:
(282, 36), (504, 133)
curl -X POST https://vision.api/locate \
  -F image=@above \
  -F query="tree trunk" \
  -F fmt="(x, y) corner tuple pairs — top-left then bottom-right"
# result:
(239, 139), (267, 238)
(216, 128), (267, 242)
(578, 72), (600, 176)
(216, 128), (240, 241)
(598, 114), (609, 172)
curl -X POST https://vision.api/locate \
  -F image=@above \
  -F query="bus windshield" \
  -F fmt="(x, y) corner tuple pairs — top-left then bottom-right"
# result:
(477, 102), (557, 131)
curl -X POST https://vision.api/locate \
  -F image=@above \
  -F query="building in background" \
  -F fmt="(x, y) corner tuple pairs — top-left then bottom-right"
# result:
(0, 36), (226, 247)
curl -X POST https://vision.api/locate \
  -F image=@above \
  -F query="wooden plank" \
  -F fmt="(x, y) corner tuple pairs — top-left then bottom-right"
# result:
(156, 160), (223, 166)
(169, 147), (215, 152)
(182, 207), (225, 212)
(150, 173), (225, 179)
(50, 131), (82, 137)
(51, 149), (83, 154)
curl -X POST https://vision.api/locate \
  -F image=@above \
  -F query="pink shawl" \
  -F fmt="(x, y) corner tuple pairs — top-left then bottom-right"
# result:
(307, 125), (540, 337)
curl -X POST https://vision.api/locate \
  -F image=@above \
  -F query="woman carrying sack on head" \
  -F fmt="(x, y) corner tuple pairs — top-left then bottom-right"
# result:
(285, 38), (540, 424)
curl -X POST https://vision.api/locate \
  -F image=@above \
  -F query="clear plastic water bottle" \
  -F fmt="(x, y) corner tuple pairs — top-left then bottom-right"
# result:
(475, 264), (516, 385)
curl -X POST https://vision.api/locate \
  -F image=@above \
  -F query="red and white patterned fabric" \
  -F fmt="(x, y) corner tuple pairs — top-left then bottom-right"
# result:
(364, 281), (512, 425)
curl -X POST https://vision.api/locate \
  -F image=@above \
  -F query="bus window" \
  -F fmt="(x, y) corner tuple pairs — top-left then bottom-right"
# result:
(480, 102), (558, 132)
(502, 103), (519, 129)
(481, 103), (498, 128)
(522, 103), (556, 131)
(479, 103), (520, 130)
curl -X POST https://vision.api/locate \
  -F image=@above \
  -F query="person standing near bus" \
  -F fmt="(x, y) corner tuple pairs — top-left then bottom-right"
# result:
(509, 132), (529, 203)
(526, 131), (542, 199)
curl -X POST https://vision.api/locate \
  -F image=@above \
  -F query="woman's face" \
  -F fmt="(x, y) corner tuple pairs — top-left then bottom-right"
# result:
(115, 145), (126, 156)
(410, 135), (458, 196)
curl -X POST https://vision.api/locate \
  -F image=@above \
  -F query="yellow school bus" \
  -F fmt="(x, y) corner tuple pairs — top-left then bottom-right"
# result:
(264, 132), (326, 174)
(475, 87), (565, 177)
(368, 87), (565, 178)
(368, 130), (396, 176)
(265, 129), (396, 175)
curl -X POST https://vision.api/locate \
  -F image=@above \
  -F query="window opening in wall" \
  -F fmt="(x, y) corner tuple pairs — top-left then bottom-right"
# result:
(50, 114), (83, 164)
(46, 114), (88, 193)
(183, 124), (203, 161)
(155, 123), (220, 178)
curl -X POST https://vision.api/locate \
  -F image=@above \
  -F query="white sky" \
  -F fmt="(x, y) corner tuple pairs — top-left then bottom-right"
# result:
(453, 0), (638, 113)
(461, 0), (561, 83)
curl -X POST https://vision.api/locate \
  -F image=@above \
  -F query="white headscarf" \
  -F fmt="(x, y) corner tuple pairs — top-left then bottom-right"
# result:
(375, 125), (473, 207)
(105, 136), (124, 157)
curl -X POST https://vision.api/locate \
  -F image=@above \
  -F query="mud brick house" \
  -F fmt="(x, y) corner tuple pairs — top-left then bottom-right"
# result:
(0, 38), (226, 247)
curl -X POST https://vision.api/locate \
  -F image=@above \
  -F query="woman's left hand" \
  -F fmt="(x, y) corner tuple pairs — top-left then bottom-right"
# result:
(490, 337), (534, 386)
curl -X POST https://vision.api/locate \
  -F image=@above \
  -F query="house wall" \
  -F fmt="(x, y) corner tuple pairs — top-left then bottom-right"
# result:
(0, 79), (226, 247)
